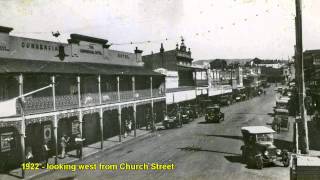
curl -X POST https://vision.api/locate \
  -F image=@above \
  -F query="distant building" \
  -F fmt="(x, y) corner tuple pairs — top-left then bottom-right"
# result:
(143, 38), (197, 106)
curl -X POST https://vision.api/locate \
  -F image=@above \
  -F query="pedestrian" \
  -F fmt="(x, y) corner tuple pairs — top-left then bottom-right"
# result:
(75, 134), (84, 159)
(42, 142), (50, 166)
(60, 134), (70, 159)
(273, 117), (281, 134)
(123, 119), (128, 138)
(127, 118), (132, 136)
(25, 146), (33, 163)
(146, 110), (151, 130)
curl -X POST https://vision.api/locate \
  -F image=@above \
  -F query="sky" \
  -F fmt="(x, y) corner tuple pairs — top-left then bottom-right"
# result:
(0, 0), (319, 61)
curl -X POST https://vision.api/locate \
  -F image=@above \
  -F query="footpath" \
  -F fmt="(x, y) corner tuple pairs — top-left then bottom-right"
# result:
(0, 129), (151, 180)
(271, 115), (320, 157)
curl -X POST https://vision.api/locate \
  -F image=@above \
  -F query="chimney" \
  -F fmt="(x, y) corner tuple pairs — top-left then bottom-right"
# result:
(160, 43), (164, 53)
(134, 46), (143, 54)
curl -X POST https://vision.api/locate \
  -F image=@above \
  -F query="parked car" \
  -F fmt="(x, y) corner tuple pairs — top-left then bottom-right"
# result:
(257, 88), (264, 96)
(186, 104), (201, 119)
(219, 95), (232, 106)
(240, 126), (290, 169)
(205, 105), (224, 123)
(180, 106), (193, 123)
(162, 115), (182, 129)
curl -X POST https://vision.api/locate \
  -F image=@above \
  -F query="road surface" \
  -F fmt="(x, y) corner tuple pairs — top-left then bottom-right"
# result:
(39, 86), (291, 180)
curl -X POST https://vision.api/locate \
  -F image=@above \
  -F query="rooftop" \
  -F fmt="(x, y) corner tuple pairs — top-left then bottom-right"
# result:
(241, 126), (275, 134)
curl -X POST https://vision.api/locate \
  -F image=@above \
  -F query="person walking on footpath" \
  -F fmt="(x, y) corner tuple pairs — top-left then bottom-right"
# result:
(60, 134), (70, 159)
(25, 146), (33, 163)
(42, 141), (50, 167)
(75, 133), (84, 159)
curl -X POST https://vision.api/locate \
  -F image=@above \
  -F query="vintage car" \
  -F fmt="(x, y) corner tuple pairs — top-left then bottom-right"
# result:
(219, 95), (233, 106)
(186, 104), (201, 119)
(257, 88), (264, 96)
(180, 106), (193, 123)
(234, 93), (247, 102)
(162, 115), (182, 129)
(240, 126), (290, 169)
(273, 97), (289, 112)
(205, 105), (224, 123)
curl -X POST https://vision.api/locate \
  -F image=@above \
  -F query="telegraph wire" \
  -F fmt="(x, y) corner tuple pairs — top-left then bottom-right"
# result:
(9, 2), (294, 47)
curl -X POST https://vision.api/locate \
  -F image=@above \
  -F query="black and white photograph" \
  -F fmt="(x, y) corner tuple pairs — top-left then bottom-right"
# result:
(0, 0), (319, 179)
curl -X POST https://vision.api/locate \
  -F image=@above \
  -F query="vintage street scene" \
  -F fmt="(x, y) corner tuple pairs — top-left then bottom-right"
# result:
(0, 0), (319, 180)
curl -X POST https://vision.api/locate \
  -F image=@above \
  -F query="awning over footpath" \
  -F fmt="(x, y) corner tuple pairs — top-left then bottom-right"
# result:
(0, 58), (163, 76)
(177, 65), (199, 71)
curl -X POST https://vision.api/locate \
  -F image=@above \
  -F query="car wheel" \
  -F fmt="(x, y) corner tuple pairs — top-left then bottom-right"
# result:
(256, 156), (263, 169)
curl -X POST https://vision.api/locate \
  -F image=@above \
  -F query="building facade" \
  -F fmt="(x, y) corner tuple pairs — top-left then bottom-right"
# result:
(142, 38), (197, 107)
(0, 26), (165, 170)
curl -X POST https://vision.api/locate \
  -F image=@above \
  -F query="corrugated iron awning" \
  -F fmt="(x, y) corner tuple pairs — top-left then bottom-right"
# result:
(0, 58), (163, 76)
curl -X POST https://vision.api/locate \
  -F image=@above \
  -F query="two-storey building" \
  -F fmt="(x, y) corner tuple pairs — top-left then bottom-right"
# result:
(142, 38), (197, 111)
(0, 26), (165, 171)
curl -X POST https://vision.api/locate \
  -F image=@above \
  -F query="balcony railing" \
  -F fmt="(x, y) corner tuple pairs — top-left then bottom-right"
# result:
(134, 89), (151, 100)
(152, 88), (165, 97)
(120, 90), (134, 102)
(101, 91), (118, 104)
(17, 88), (165, 115)
(23, 96), (54, 114)
(81, 93), (99, 107)
(56, 94), (79, 110)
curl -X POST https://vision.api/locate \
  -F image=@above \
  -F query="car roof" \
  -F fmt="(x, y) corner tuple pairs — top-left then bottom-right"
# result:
(207, 105), (220, 109)
(277, 98), (289, 103)
(275, 108), (289, 113)
(241, 126), (275, 134)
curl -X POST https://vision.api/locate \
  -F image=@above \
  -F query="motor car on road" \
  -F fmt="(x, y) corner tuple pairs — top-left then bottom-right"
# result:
(240, 126), (290, 169)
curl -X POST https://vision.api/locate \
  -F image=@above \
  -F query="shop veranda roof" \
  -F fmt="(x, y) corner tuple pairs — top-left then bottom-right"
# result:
(0, 58), (163, 76)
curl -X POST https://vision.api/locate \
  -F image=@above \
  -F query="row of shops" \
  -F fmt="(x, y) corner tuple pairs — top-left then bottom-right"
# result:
(0, 26), (266, 173)
(0, 25), (168, 173)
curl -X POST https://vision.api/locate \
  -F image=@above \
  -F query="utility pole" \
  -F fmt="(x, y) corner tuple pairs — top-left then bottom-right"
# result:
(295, 0), (309, 154)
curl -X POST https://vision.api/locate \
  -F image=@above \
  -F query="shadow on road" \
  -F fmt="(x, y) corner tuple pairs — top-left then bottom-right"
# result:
(198, 121), (218, 124)
(267, 112), (274, 117)
(205, 134), (243, 141)
(224, 155), (242, 164)
(178, 146), (240, 156)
